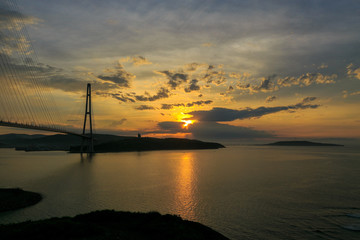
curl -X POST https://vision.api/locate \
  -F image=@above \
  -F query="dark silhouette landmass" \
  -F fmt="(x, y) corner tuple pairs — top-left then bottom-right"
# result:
(70, 137), (224, 153)
(0, 134), (225, 152)
(265, 141), (344, 146)
(0, 188), (42, 212)
(0, 210), (229, 240)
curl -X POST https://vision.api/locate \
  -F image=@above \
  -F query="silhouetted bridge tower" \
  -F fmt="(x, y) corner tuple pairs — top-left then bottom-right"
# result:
(81, 83), (94, 153)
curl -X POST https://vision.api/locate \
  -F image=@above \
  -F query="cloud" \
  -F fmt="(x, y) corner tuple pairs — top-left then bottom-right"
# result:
(135, 87), (170, 101)
(202, 42), (214, 47)
(161, 103), (184, 109)
(184, 63), (207, 72)
(0, 5), (39, 55)
(155, 70), (189, 89)
(265, 96), (277, 103)
(96, 92), (135, 103)
(317, 63), (328, 69)
(134, 105), (155, 110)
(96, 87), (170, 103)
(200, 65), (226, 85)
(351, 91), (360, 96)
(228, 72), (252, 81)
(237, 75), (277, 93)
(343, 90), (360, 98)
(156, 121), (273, 140)
(254, 75), (277, 92)
(187, 98), (320, 122)
(347, 63), (360, 80)
(130, 56), (152, 66)
(184, 79), (200, 92)
(186, 100), (213, 107)
(161, 100), (213, 109)
(97, 63), (134, 88)
(0, 5), (39, 31)
(277, 73), (336, 87)
(301, 96), (317, 103)
(109, 118), (127, 127)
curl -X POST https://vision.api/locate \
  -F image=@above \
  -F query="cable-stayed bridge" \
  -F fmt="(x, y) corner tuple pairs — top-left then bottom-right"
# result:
(0, 0), (94, 152)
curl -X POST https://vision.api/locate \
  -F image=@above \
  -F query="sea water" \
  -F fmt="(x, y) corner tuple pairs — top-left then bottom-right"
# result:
(0, 146), (359, 239)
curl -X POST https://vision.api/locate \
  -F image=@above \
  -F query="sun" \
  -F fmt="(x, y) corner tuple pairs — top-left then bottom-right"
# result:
(181, 119), (195, 129)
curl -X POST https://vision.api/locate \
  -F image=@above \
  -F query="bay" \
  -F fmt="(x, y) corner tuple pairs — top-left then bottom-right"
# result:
(0, 146), (359, 239)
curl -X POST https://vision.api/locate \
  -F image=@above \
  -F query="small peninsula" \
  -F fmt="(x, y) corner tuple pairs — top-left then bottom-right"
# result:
(265, 141), (344, 146)
(0, 210), (229, 240)
(0, 188), (42, 212)
(70, 137), (225, 153)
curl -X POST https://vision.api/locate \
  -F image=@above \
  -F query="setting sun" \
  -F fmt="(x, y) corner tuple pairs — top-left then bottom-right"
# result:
(181, 120), (195, 128)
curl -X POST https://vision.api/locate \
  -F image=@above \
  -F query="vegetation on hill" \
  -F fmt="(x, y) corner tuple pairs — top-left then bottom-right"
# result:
(0, 210), (229, 240)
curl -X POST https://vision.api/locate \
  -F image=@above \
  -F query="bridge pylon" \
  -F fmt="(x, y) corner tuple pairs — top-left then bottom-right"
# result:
(81, 83), (94, 153)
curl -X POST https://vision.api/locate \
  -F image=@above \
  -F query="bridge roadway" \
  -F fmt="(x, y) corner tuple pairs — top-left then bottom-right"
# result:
(0, 120), (90, 138)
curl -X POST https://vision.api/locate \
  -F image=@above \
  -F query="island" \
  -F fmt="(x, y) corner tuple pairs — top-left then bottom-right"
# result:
(0, 134), (225, 152)
(0, 210), (229, 240)
(265, 141), (344, 146)
(0, 188), (42, 212)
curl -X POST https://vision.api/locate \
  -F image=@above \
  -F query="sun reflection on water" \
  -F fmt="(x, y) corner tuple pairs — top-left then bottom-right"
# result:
(175, 152), (197, 220)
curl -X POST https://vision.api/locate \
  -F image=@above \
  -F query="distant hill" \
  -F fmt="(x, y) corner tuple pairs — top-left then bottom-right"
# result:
(0, 134), (225, 152)
(265, 141), (344, 146)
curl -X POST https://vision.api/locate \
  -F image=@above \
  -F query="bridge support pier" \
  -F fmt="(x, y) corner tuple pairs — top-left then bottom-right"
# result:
(81, 83), (94, 154)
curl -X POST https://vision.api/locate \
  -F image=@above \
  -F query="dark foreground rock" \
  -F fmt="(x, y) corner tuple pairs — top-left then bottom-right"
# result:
(265, 141), (344, 146)
(0, 210), (229, 240)
(70, 137), (225, 153)
(0, 188), (42, 212)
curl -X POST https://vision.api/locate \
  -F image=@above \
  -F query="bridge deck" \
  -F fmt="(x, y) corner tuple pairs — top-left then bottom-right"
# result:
(0, 120), (89, 138)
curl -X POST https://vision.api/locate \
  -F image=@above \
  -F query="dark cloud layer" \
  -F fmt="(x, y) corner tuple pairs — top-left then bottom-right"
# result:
(187, 98), (320, 122)
(156, 121), (273, 139)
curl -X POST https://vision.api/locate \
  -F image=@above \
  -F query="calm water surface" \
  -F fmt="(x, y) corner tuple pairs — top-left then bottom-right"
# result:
(0, 146), (359, 239)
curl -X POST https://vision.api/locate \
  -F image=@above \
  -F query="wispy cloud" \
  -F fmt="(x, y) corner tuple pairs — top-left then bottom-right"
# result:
(121, 55), (152, 66)
(347, 63), (360, 80)
(265, 96), (277, 103)
(277, 73), (336, 87)
(134, 105), (155, 110)
(161, 100), (213, 110)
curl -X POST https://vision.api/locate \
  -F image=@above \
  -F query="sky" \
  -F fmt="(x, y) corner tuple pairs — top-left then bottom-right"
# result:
(0, 0), (360, 143)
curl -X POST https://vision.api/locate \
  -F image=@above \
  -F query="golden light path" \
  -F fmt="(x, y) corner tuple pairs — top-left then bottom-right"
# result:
(175, 152), (197, 221)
